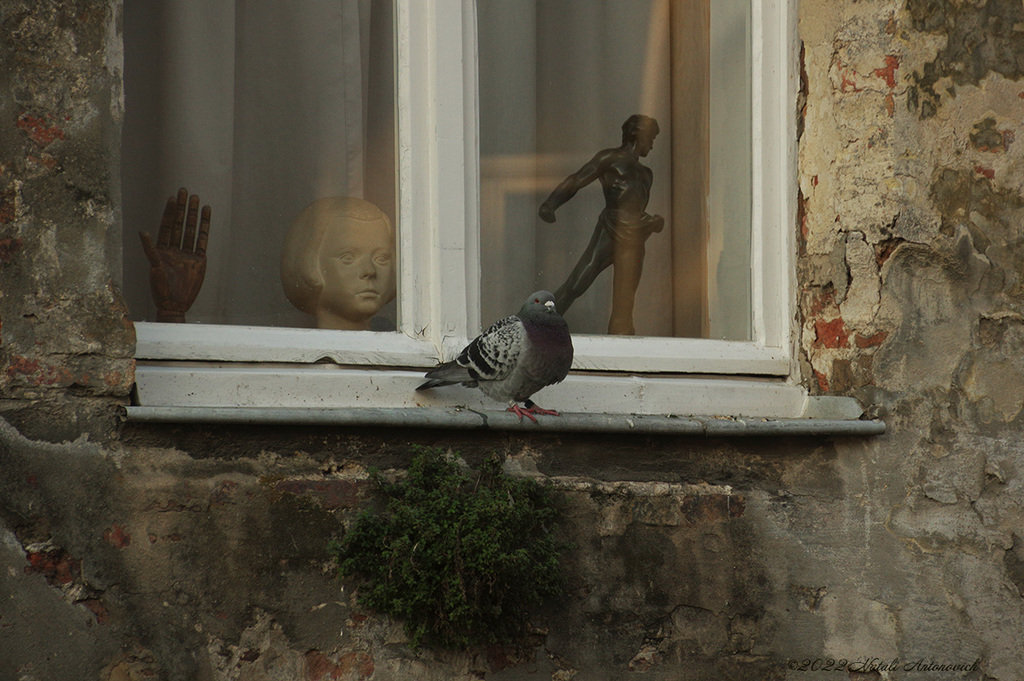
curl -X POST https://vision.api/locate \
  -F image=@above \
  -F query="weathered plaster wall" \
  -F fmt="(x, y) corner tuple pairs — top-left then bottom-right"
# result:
(1, 0), (1024, 680)
(0, 0), (134, 443)
(796, 0), (1024, 678)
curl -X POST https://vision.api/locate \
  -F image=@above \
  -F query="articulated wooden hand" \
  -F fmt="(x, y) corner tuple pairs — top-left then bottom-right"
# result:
(139, 187), (211, 323)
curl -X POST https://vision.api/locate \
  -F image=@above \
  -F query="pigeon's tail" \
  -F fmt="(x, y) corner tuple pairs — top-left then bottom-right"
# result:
(416, 360), (476, 391)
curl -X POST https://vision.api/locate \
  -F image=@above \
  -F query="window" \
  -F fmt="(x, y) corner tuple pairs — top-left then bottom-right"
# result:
(125, 0), (855, 423)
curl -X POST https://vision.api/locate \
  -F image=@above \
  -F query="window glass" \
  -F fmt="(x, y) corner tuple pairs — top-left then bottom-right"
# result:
(478, 0), (751, 339)
(121, 0), (397, 330)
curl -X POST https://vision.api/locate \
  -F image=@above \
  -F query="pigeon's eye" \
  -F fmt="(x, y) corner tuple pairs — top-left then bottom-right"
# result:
(534, 298), (540, 303)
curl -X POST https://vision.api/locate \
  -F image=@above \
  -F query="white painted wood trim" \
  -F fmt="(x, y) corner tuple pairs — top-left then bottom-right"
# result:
(135, 323), (787, 375)
(569, 335), (787, 374)
(750, 0), (798, 368)
(395, 0), (481, 353)
(134, 363), (850, 420)
(134, 322), (439, 366)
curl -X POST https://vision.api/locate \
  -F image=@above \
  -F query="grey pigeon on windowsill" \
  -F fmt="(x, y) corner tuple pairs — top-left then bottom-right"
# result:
(416, 290), (574, 422)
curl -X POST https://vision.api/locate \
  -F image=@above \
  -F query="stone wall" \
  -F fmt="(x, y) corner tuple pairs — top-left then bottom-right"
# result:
(0, 0), (134, 444)
(2, 0), (1024, 679)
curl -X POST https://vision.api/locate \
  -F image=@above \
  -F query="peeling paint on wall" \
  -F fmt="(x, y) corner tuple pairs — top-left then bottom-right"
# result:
(906, 0), (1024, 118)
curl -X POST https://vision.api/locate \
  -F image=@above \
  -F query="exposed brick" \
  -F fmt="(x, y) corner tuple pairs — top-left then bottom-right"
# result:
(0, 237), (23, 264)
(814, 318), (850, 348)
(814, 369), (830, 392)
(873, 55), (900, 88)
(0, 189), (15, 223)
(872, 54), (899, 89)
(103, 524), (131, 549)
(5, 355), (72, 385)
(855, 330), (889, 348)
(81, 598), (108, 625)
(101, 369), (130, 390)
(797, 188), (809, 244)
(305, 650), (374, 681)
(16, 113), (66, 147)
(24, 547), (80, 586)
(835, 59), (863, 93)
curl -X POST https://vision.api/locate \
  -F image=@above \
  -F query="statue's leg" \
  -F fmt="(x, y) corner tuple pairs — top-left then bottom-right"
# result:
(608, 239), (645, 335)
(554, 225), (614, 313)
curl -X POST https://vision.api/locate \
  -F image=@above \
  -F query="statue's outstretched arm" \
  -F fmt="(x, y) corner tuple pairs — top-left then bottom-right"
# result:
(539, 150), (614, 223)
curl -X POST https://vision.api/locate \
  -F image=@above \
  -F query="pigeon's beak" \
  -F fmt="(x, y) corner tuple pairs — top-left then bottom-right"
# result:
(544, 300), (556, 312)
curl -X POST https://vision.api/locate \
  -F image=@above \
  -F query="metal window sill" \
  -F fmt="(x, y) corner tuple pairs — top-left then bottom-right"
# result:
(125, 405), (885, 437)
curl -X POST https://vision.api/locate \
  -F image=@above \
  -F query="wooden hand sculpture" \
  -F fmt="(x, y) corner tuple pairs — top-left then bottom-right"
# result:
(139, 188), (211, 323)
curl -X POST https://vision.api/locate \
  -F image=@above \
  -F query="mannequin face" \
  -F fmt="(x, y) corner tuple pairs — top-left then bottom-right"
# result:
(315, 214), (396, 329)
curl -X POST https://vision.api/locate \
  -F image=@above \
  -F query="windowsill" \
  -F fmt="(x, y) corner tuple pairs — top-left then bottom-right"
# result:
(124, 404), (884, 436)
(129, 363), (884, 436)
(134, 363), (852, 416)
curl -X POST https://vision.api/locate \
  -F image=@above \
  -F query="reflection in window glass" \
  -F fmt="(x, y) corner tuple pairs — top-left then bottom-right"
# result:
(122, 0), (396, 330)
(479, 0), (751, 339)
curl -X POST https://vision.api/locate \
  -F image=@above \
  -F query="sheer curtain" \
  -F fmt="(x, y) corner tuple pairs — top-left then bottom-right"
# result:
(122, 0), (395, 327)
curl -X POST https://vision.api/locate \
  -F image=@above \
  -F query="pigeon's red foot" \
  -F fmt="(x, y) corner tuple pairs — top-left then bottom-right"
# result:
(507, 401), (561, 422)
(524, 404), (560, 417)
(507, 403), (539, 423)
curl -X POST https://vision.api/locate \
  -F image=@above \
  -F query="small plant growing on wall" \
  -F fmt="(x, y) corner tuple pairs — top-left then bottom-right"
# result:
(330, 448), (564, 649)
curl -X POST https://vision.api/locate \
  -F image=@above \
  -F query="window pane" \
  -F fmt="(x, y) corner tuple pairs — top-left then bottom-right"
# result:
(478, 0), (751, 339)
(122, 0), (397, 330)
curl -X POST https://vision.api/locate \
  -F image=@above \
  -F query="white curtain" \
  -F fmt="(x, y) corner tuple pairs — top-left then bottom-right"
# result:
(122, 0), (395, 327)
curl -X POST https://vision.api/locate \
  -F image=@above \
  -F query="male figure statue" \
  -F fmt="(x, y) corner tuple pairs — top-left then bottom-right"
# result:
(539, 114), (664, 335)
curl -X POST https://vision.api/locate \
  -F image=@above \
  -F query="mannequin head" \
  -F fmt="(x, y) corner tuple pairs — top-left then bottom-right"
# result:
(281, 197), (396, 330)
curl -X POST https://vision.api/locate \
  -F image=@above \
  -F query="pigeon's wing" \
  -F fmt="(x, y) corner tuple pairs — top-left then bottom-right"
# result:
(457, 315), (526, 382)
(417, 359), (475, 390)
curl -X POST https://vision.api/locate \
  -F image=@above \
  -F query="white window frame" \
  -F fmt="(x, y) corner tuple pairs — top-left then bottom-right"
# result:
(132, 0), (858, 421)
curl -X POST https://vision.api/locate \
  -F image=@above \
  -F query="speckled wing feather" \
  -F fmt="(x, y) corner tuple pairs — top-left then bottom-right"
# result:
(416, 314), (525, 390)
(456, 315), (525, 382)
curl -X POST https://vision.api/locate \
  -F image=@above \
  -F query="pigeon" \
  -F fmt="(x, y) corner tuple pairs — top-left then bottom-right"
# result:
(416, 290), (574, 422)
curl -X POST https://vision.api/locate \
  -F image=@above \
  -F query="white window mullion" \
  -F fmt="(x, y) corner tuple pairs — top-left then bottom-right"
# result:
(402, 0), (477, 359)
(461, 0), (482, 338)
(395, 0), (432, 344)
